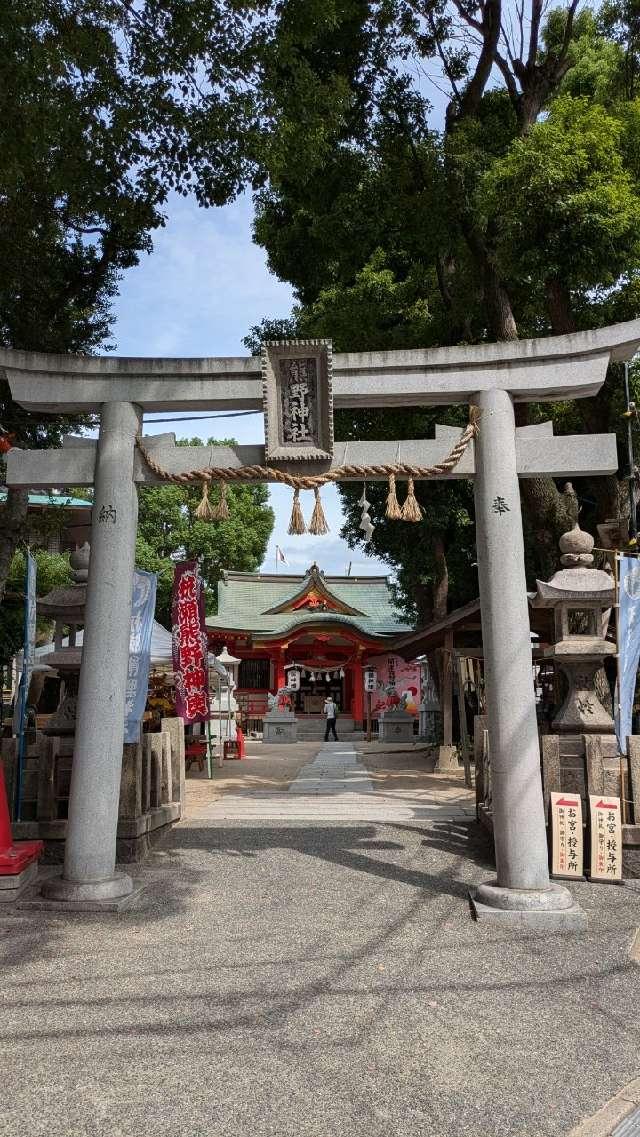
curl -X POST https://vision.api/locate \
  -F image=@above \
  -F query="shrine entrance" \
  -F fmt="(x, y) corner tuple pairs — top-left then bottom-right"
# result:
(207, 562), (408, 731)
(5, 320), (640, 928)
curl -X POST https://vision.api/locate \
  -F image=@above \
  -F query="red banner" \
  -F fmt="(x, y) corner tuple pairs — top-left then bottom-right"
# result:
(171, 560), (210, 723)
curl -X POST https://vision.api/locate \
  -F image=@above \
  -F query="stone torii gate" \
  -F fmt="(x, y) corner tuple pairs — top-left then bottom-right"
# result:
(5, 320), (640, 926)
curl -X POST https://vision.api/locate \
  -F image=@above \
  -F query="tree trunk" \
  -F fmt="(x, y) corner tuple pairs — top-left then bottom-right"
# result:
(545, 276), (576, 335)
(483, 255), (518, 341)
(0, 487), (29, 604)
(413, 581), (434, 626)
(432, 533), (449, 620)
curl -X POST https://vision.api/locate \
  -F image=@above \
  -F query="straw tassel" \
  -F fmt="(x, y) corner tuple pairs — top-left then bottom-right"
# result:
(385, 473), (402, 520)
(308, 486), (330, 535)
(211, 480), (230, 520)
(195, 480), (216, 521)
(401, 477), (423, 522)
(288, 487), (307, 535)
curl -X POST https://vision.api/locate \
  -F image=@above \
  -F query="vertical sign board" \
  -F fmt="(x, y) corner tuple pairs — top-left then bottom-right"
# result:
(589, 795), (623, 882)
(123, 569), (157, 744)
(364, 668), (377, 693)
(615, 556), (640, 753)
(172, 560), (210, 724)
(550, 792), (584, 879)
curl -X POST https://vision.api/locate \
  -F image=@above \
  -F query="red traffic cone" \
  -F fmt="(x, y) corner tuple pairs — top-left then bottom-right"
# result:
(0, 761), (43, 876)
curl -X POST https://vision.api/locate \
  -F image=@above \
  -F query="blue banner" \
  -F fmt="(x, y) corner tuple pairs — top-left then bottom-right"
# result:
(124, 569), (157, 744)
(616, 555), (640, 751)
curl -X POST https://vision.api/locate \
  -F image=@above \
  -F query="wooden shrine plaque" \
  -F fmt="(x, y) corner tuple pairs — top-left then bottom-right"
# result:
(589, 794), (623, 882)
(550, 792), (584, 880)
(262, 339), (333, 462)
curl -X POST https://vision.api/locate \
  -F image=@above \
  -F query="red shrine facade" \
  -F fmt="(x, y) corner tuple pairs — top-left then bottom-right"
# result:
(206, 564), (416, 728)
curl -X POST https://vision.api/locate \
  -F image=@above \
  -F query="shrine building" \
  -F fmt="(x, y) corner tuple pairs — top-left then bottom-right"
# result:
(206, 564), (418, 731)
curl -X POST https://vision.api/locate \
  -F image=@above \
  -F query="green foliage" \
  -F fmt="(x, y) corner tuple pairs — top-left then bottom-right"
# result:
(0, 549), (72, 667)
(0, 0), (268, 597)
(241, 0), (640, 615)
(135, 439), (274, 626)
(482, 96), (640, 288)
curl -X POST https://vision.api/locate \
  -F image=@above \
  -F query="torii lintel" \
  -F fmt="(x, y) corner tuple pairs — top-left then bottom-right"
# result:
(3, 318), (640, 412)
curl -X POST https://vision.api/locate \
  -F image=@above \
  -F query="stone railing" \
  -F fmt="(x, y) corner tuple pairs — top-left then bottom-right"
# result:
(4, 716), (185, 862)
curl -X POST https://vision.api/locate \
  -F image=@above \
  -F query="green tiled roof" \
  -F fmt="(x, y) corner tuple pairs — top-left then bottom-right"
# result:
(0, 491), (92, 508)
(207, 567), (410, 640)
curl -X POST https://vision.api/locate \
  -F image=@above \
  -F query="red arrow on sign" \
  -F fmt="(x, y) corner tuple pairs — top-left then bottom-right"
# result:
(595, 800), (618, 810)
(556, 798), (579, 807)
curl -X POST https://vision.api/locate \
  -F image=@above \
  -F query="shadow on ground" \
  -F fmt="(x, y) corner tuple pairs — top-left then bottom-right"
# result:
(165, 817), (495, 903)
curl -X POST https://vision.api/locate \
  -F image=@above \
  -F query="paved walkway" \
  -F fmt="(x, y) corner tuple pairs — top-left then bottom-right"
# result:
(188, 743), (475, 822)
(3, 820), (640, 1137)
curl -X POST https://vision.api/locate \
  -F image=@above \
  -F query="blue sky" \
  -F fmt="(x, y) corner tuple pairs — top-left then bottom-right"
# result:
(111, 191), (391, 578)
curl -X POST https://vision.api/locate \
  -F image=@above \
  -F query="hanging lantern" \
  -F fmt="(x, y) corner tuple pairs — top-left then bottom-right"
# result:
(364, 666), (378, 693)
(325, 672), (331, 682)
(286, 663), (302, 692)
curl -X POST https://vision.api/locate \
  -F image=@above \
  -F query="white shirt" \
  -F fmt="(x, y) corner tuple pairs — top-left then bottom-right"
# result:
(324, 700), (336, 718)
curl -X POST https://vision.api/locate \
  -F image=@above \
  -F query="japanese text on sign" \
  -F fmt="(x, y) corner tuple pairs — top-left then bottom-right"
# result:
(280, 357), (316, 445)
(550, 792), (583, 879)
(171, 561), (210, 724)
(589, 795), (622, 882)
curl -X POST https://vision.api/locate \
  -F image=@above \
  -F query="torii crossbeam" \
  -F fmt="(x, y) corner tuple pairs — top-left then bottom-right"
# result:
(5, 318), (640, 925)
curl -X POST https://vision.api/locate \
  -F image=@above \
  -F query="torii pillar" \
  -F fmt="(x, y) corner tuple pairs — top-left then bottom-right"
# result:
(4, 319), (640, 924)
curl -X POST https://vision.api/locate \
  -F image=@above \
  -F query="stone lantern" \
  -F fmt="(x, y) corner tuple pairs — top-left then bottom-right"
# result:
(208, 646), (239, 744)
(531, 522), (615, 734)
(216, 644), (240, 691)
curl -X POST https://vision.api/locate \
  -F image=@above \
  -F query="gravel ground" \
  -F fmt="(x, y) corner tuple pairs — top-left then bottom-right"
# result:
(1, 817), (640, 1137)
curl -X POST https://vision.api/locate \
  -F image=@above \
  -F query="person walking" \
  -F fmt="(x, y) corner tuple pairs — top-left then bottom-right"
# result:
(323, 695), (338, 741)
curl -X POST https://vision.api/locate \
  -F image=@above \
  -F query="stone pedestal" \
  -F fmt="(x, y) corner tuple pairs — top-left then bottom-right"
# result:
(263, 711), (298, 744)
(419, 700), (442, 744)
(378, 709), (415, 743)
(435, 744), (459, 771)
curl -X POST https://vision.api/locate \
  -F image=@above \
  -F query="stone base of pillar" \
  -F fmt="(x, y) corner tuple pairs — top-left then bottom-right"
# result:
(469, 879), (586, 931)
(39, 870), (136, 911)
(435, 744), (459, 771)
(0, 860), (39, 903)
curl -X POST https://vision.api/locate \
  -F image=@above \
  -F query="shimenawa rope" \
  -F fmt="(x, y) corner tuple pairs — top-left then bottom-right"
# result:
(136, 406), (481, 531)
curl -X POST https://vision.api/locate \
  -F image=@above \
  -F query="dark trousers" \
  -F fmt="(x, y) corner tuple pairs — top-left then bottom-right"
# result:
(324, 717), (338, 741)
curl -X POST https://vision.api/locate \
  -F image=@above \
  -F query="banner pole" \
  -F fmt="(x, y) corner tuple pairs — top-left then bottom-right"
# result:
(615, 552), (629, 824)
(15, 549), (35, 821)
(615, 551), (622, 730)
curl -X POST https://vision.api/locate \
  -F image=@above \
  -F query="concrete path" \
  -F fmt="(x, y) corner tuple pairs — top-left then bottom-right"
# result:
(3, 820), (640, 1137)
(188, 743), (475, 822)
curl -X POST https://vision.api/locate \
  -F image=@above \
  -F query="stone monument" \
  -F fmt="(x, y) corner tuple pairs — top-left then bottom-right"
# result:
(530, 517), (626, 826)
(531, 515), (615, 735)
(263, 688), (298, 744)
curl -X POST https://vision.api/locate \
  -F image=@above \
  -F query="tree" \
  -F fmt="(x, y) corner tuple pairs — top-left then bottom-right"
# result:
(242, 0), (640, 611)
(134, 439), (274, 626)
(0, 0), (263, 601)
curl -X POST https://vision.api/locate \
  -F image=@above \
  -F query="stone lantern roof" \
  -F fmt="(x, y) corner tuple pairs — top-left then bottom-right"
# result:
(37, 542), (90, 621)
(531, 521), (614, 609)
